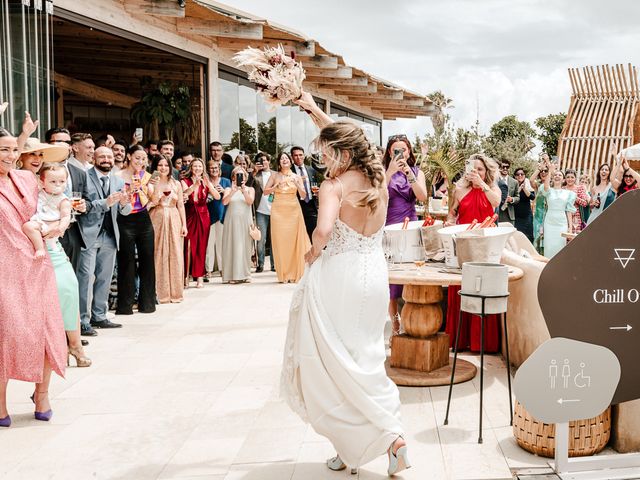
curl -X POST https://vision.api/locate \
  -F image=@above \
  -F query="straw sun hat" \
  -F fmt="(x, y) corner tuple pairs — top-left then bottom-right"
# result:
(20, 137), (68, 163)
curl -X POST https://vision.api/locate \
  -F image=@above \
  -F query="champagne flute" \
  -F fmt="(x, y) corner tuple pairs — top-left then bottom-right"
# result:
(397, 235), (407, 265)
(383, 233), (393, 269)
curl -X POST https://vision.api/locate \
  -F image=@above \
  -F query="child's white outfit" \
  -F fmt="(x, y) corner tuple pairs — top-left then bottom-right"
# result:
(30, 190), (67, 248)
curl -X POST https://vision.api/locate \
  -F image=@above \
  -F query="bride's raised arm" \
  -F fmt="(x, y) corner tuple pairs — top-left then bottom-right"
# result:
(294, 90), (334, 129)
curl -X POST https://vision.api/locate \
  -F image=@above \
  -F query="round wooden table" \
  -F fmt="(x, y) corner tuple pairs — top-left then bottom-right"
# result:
(386, 262), (524, 387)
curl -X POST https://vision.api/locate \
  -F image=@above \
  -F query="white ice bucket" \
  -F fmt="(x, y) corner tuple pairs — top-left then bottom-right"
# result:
(384, 220), (427, 263)
(460, 262), (509, 315)
(438, 224), (515, 268)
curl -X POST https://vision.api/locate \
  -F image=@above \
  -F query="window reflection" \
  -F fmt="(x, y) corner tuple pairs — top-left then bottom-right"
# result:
(218, 76), (238, 146)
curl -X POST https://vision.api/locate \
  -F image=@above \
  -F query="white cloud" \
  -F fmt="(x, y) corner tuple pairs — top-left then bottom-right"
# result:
(226, 0), (640, 147)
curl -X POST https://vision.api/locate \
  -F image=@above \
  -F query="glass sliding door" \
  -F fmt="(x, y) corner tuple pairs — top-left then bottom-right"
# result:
(0, 0), (53, 136)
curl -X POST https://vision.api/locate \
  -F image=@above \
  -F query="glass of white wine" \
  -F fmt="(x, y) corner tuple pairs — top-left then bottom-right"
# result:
(414, 255), (426, 276)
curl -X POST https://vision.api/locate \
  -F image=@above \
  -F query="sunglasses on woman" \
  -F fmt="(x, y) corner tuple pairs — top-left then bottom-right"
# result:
(388, 134), (408, 142)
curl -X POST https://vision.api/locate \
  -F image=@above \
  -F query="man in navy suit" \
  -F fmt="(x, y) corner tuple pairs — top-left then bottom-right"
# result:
(291, 146), (318, 240)
(77, 146), (132, 336)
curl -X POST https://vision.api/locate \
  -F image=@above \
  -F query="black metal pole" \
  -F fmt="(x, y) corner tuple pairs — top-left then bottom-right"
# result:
(444, 308), (464, 426)
(503, 311), (513, 426)
(478, 298), (485, 444)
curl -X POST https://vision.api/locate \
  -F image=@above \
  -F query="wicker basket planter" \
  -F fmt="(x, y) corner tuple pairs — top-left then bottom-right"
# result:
(512, 400), (611, 458)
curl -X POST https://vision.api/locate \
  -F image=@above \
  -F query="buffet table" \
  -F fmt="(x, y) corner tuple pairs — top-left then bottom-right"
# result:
(386, 262), (524, 387)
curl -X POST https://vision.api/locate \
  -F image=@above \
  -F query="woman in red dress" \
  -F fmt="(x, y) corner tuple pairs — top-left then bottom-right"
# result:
(182, 158), (220, 288)
(445, 154), (502, 353)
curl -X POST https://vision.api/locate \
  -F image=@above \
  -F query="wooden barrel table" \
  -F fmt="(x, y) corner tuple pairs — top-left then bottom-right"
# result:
(387, 263), (524, 386)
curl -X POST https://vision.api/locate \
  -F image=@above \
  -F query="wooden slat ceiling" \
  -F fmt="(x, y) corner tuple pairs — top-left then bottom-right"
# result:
(52, 17), (200, 101)
(130, 0), (434, 120)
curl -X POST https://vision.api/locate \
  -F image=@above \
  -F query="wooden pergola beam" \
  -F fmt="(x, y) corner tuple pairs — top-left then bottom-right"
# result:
(329, 84), (377, 94)
(297, 55), (338, 69)
(216, 37), (315, 56)
(124, 0), (186, 17)
(347, 91), (403, 100)
(305, 66), (352, 79)
(177, 18), (263, 39)
(54, 73), (138, 109)
(305, 76), (368, 86)
(358, 98), (425, 107)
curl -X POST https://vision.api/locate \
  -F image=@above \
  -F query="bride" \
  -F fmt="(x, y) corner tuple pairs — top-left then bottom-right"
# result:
(281, 91), (410, 476)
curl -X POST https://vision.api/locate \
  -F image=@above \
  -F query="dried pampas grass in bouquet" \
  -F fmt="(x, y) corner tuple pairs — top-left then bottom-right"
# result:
(233, 45), (305, 109)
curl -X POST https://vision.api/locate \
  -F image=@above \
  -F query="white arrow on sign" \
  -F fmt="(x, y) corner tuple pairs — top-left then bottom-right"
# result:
(557, 398), (581, 405)
(609, 324), (633, 331)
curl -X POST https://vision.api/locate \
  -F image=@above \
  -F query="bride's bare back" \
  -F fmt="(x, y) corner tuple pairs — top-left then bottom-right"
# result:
(331, 170), (388, 237)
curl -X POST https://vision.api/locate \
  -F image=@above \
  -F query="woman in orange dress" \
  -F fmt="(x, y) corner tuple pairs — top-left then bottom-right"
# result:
(148, 156), (188, 303)
(263, 152), (311, 283)
(445, 154), (502, 353)
(0, 128), (67, 426)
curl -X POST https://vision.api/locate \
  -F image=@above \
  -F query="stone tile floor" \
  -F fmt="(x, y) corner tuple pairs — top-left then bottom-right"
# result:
(1, 271), (558, 480)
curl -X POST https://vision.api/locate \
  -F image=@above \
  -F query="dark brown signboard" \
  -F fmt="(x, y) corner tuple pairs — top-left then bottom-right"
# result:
(538, 189), (639, 405)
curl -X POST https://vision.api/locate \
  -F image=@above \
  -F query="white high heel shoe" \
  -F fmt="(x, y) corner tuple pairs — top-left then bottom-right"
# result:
(326, 455), (357, 475)
(387, 443), (411, 476)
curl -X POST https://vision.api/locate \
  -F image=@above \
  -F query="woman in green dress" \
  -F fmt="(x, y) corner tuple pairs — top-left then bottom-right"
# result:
(19, 156), (91, 367)
(530, 155), (550, 254)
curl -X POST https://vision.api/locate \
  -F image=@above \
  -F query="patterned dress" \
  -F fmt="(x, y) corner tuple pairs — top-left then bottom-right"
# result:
(566, 184), (589, 233)
(0, 170), (66, 382)
(149, 179), (184, 303)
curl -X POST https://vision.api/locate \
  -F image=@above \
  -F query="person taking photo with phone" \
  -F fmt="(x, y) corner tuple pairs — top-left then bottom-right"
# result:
(221, 166), (255, 284)
(382, 135), (428, 335)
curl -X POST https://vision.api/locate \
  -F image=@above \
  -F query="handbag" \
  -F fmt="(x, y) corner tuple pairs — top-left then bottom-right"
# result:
(249, 204), (262, 241)
(249, 223), (262, 241)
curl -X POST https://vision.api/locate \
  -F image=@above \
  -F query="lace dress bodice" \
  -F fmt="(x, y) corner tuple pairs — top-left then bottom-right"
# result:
(324, 218), (384, 257)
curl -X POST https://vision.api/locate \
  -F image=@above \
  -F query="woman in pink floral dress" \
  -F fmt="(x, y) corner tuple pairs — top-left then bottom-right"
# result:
(564, 169), (590, 233)
(0, 128), (67, 427)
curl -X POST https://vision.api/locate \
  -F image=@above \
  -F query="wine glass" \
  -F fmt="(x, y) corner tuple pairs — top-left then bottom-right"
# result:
(414, 252), (427, 276)
(70, 191), (82, 221)
(162, 188), (172, 206)
(310, 179), (319, 196)
(397, 235), (407, 265)
(383, 234), (393, 269)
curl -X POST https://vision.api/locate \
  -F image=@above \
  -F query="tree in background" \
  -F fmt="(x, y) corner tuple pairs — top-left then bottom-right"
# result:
(483, 115), (535, 162)
(229, 118), (258, 154)
(535, 112), (567, 157)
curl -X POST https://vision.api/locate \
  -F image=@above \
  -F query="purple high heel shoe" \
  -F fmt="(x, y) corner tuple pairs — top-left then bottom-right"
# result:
(34, 410), (53, 422)
(31, 391), (53, 421)
(0, 415), (11, 427)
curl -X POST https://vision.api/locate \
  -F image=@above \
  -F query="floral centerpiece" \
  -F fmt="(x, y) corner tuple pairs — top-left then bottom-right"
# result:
(233, 45), (305, 109)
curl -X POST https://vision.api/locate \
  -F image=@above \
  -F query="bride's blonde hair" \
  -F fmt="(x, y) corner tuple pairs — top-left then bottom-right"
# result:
(315, 121), (385, 212)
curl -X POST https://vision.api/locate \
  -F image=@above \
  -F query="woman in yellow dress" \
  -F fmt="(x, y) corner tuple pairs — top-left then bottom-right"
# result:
(263, 152), (311, 283)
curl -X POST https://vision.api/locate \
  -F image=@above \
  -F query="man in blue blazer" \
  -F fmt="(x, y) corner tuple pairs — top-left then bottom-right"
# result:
(77, 146), (132, 336)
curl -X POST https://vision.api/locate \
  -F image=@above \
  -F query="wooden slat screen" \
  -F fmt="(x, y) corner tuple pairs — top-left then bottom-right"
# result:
(557, 64), (639, 179)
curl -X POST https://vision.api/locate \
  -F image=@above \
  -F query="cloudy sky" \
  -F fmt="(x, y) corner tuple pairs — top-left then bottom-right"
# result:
(228, 0), (640, 144)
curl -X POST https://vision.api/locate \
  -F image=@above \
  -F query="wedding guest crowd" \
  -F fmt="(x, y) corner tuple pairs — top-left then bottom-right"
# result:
(5, 100), (640, 430)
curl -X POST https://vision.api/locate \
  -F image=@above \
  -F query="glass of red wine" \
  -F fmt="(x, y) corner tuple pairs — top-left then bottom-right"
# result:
(162, 188), (172, 206)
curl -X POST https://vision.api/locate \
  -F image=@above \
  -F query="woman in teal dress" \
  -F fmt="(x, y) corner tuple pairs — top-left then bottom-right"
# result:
(530, 156), (550, 254)
(20, 160), (91, 368)
(539, 163), (576, 259)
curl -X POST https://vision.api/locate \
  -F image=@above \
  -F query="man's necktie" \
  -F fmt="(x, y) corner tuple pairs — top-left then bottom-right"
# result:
(101, 175), (109, 198)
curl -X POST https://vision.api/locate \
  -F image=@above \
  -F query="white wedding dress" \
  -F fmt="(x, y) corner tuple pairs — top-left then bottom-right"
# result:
(281, 215), (404, 468)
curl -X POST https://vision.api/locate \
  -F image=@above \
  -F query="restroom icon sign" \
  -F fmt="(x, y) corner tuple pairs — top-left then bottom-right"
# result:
(614, 249), (635, 269)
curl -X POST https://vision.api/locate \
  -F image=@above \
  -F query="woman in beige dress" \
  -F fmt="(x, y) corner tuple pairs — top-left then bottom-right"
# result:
(221, 166), (255, 284)
(148, 156), (188, 303)
(263, 152), (311, 283)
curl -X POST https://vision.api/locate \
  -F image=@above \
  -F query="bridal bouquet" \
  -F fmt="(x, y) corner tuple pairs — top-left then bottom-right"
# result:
(233, 45), (305, 108)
